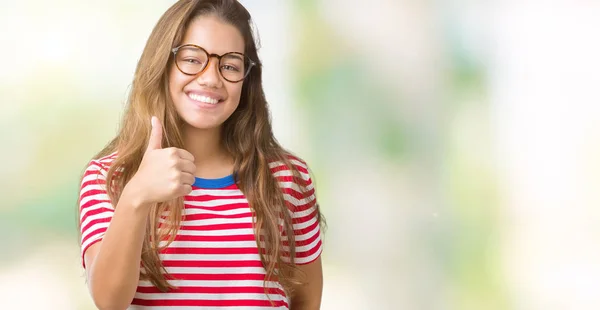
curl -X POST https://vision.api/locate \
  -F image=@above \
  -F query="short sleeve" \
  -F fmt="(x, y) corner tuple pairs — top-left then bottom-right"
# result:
(274, 158), (323, 265)
(79, 159), (115, 268)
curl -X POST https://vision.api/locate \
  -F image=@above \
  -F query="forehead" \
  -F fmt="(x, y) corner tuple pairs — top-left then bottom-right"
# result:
(181, 15), (245, 55)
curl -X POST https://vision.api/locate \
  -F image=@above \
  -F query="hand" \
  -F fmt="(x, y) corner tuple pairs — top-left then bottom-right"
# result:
(124, 116), (196, 207)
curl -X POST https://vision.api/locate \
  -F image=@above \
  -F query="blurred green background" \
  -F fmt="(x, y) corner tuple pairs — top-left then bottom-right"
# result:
(1, 1), (600, 309)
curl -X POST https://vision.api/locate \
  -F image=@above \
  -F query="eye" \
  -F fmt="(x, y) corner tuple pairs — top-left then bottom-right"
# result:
(183, 58), (203, 65)
(221, 64), (240, 72)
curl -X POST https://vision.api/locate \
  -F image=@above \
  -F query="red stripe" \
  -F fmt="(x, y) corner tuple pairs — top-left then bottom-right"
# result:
(275, 175), (310, 186)
(185, 194), (246, 202)
(182, 211), (253, 221)
(173, 234), (257, 242)
(296, 240), (322, 259)
(294, 164), (309, 174)
(86, 161), (106, 172)
(79, 199), (112, 217)
(80, 205), (113, 217)
(131, 298), (288, 308)
(82, 167), (102, 178)
(81, 179), (106, 189)
(184, 202), (250, 212)
(165, 273), (267, 281)
(161, 247), (259, 255)
(287, 201), (316, 215)
(161, 259), (264, 268)
(269, 164), (289, 174)
(291, 215), (320, 236)
(79, 188), (109, 201)
(137, 285), (285, 296)
(81, 227), (108, 245)
(80, 216), (112, 235)
(292, 208), (318, 225)
(292, 197), (316, 211)
(281, 187), (314, 201)
(179, 222), (254, 231)
(283, 226), (320, 247)
(269, 162), (309, 175)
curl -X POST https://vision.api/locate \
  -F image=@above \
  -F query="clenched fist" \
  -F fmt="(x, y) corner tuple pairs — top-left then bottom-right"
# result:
(124, 116), (196, 207)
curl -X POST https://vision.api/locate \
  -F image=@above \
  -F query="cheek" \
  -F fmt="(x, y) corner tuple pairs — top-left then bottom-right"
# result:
(168, 66), (189, 93)
(168, 68), (178, 97)
(227, 84), (243, 104)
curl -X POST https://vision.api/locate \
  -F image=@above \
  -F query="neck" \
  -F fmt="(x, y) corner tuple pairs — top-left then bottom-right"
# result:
(183, 125), (234, 178)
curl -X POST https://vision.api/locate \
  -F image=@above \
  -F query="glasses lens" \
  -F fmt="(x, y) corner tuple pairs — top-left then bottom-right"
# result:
(220, 53), (250, 82)
(176, 46), (208, 75)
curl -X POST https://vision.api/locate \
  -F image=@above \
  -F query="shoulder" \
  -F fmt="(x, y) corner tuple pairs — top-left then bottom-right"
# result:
(269, 153), (311, 174)
(82, 152), (119, 178)
(269, 153), (312, 182)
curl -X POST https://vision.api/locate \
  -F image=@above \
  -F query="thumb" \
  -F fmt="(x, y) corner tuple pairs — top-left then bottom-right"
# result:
(146, 116), (163, 152)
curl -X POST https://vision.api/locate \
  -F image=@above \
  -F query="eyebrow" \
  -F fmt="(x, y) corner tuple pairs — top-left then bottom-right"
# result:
(224, 53), (244, 61)
(183, 44), (243, 55)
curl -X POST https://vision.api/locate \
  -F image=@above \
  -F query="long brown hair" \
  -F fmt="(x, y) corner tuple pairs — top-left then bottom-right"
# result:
(88, 0), (324, 297)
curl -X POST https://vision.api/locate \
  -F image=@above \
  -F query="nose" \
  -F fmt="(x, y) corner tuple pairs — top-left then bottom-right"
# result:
(196, 57), (223, 88)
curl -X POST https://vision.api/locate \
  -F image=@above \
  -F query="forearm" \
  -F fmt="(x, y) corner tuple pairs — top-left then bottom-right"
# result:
(290, 298), (321, 310)
(290, 258), (323, 310)
(88, 193), (150, 309)
(290, 286), (322, 310)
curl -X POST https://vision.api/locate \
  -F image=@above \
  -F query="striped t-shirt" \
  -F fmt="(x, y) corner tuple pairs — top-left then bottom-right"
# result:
(79, 152), (323, 309)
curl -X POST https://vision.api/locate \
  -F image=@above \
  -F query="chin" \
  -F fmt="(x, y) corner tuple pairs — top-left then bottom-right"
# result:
(180, 115), (225, 131)
(184, 120), (223, 130)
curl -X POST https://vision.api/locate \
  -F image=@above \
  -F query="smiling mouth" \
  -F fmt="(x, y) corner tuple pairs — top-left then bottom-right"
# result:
(187, 93), (223, 105)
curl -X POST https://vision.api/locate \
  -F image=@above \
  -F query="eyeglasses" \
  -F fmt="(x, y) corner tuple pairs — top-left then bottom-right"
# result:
(171, 44), (256, 83)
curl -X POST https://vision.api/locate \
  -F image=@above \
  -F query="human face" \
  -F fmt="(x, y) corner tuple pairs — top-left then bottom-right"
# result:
(169, 15), (246, 131)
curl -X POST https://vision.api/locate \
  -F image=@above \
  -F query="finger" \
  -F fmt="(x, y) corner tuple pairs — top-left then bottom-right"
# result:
(146, 116), (163, 152)
(179, 184), (193, 196)
(180, 172), (195, 186)
(177, 160), (197, 175)
(175, 148), (195, 162)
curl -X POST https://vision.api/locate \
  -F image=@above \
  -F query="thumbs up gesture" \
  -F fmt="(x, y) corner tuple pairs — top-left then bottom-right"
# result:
(124, 116), (196, 207)
(146, 116), (165, 152)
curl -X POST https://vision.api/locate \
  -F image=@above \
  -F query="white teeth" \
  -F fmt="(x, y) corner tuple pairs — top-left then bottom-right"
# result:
(188, 93), (219, 104)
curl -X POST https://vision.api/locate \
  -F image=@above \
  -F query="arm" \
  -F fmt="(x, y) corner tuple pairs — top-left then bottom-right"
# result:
(290, 257), (323, 310)
(83, 190), (150, 310)
(281, 157), (325, 310)
(80, 117), (196, 309)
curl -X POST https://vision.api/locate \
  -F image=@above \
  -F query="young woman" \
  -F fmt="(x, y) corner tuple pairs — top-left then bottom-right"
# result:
(77, 0), (324, 309)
